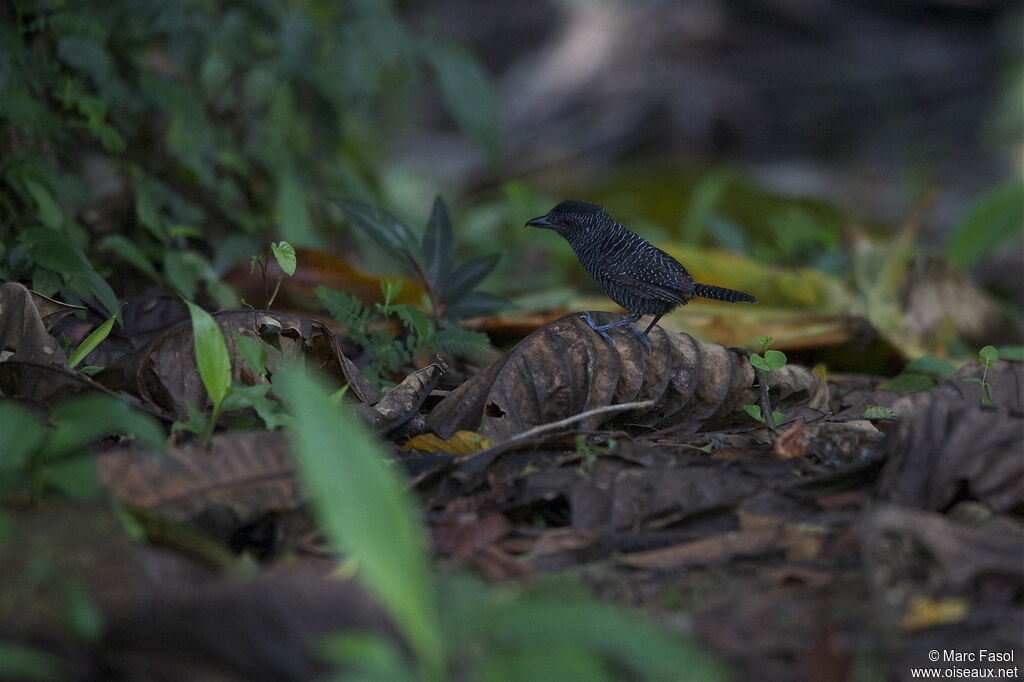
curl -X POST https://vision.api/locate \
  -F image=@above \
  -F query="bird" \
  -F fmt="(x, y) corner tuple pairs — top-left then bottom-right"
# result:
(526, 200), (757, 351)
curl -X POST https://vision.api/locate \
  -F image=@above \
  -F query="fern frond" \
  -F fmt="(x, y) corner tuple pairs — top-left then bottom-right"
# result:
(427, 328), (491, 356)
(317, 286), (370, 331)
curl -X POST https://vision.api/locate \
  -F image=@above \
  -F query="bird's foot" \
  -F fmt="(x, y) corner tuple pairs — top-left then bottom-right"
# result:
(626, 325), (653, 353)
(580, 311), (618, 346)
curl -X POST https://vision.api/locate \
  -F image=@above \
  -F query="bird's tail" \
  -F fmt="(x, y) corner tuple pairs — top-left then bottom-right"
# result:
(691, 283), (757, 303)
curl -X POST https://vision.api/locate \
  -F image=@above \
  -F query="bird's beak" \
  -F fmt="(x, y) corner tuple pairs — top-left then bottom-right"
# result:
(526, 215), (553, 229)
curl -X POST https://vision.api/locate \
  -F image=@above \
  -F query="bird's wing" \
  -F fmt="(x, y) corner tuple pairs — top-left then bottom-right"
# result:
(604, 248), (694, 304)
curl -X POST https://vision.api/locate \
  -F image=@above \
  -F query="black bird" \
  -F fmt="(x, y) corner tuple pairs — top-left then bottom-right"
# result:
(526, 200), (757, 350)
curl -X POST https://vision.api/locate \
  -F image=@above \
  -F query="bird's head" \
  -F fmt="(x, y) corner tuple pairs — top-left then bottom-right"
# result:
(525, 200), (607, 238)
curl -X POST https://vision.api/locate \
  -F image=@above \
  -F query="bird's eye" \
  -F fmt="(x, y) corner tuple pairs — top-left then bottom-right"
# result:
(561, 219), (572, 226)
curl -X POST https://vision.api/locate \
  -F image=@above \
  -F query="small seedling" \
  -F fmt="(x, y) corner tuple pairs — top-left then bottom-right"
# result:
(963, 345), (999, 405)
(318, 279), (489, 386)
(574, 434), (617, 474)
(744, 336), (788, 427)
(249, 241), (296, 309)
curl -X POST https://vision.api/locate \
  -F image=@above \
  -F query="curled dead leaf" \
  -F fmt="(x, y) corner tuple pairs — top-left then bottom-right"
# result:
(95, 310), (348, 420)
(98, 430), (299, 524)
(429, 312), (829, 442)
(0, 282), (69, 366)
(879, 363), (1024, 513)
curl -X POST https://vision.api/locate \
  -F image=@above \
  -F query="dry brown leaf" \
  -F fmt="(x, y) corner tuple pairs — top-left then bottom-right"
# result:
(0, 282), (69, 366)
(369, 361), (446, 434)
(98, 430), (299, 523)
(429, 312), (829, 442)
(879, 363), (1024, 513)
(95, 310), (348, 420)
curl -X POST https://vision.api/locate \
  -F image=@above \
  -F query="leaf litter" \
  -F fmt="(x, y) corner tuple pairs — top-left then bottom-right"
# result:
(2, 290), (1021, 681)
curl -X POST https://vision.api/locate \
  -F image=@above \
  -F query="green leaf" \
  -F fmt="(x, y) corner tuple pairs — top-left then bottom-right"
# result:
(42, 394), (166, 459)
(946, 180), (1024, 270)
(428, 328), (491, 356)
(748, 353), (769, 371)
(22, 227), (120, 317)
(24, 179), (64, 230)
(681, 168), (733, 243)
(164, 250), (200, 300)
(757, 336), (774, 348)
(443, 291), (509, 320)
(904, 356), (956, 377)
(276, 367), (443, 677)
(0, 401), (45, 471)
(185, 301), (231, 409)
(863, 405), (898, 419)
(763, 349), (787, 371)
(878, 373), (936, 394)
(271, 241), (297, 276)
(278, 174), (315, 247)
(235, 333), (266, 376)
(443, 253), (500, 304)
(318, 286), (371, 332)
(423, 40), (499, 163)
(392, 304), (432, 342)
(0, 641), (68, 681)
(997, 345), (1024, 362)
(67, 309), (119, 368)
(978, 345), (999, 366)
(743, 404), (765, 422)
(98, 235), (160, 282)
(421, 196), (453, 287)
(335, 199), (422, 273)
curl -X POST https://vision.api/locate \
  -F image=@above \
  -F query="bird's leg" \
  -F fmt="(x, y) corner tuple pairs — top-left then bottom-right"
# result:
(579, 311), (641, 346)
(625, 314), (663, 353)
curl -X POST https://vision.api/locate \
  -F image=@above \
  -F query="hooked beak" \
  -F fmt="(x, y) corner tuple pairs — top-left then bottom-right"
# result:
(526, 215), (553, 229)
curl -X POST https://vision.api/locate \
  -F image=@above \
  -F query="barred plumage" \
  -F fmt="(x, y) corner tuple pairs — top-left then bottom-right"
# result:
(526, 200), (757, 350)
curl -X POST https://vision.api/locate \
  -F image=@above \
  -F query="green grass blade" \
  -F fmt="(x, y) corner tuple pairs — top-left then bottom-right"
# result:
(67, 309), (119, 368)
(276, 367), (443, 678)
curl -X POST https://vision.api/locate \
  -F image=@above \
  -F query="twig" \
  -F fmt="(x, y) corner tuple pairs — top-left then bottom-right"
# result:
(454, 399), (655, 480)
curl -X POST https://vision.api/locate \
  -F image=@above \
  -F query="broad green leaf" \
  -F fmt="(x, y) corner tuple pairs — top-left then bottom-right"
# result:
(878, 373), (936, 394)
(43, 456), (101, 501)
(271, 241), (297, 276)
(443, 291), (508, 320)
(21, 227), (120, 317)
(443, 253), (500, 304)
(978, 345), (999, 365)
(98, 235), (160, 282)
(42, 394), (165, 458)
(680, 168), (732, 243)
(335, 199), (422, 272)
(24, 179), (64, 230)
(757, 336), (774, 348)
(743, 404), (764, 422)
(68, 309), (119, 368)
(185, 301), (232, 409)
(764, 349), (787, 371)
(421, 196), (453, 287)
(276, 368), (442, 677)
(749, 353), (769, 371)
(164, 250), (203, 301)
(904, 356), (956, 377)
(234, 333), (266, 376)
(424, 40), (499, 164)
(0, 641), (67, 681)
(997, 346), (1024, 362)
(946, 180), (1024, 270)
(277, 175), (315, 247)
(0, 401), (45, 471)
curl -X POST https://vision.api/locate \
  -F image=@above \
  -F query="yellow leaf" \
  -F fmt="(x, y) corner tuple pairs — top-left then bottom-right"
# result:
(403, 430), (494, 455)
(900, 595), (968, 631)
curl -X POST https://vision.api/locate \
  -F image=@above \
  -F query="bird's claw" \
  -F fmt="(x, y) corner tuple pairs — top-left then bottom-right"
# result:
(580, 311), (617, 346)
